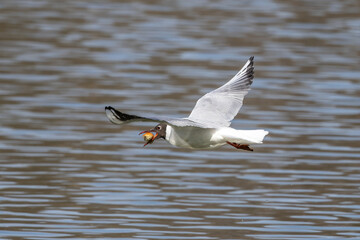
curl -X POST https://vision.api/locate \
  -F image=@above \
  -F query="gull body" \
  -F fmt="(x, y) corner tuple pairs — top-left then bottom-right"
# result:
(105, 56), (269, 151)
(165, 126), (267, 149)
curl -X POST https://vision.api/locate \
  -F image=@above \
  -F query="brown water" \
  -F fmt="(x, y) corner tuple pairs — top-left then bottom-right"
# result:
(1, 0), (360, 239)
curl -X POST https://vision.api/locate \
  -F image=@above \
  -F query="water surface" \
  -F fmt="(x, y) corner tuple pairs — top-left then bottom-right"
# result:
(1, 0), (359, 239)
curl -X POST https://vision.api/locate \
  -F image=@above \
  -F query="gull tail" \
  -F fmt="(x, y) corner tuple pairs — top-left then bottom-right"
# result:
(219, 128), (269, 144)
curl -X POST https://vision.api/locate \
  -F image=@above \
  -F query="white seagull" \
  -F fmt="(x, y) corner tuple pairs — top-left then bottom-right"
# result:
(105, 56), (268, 151)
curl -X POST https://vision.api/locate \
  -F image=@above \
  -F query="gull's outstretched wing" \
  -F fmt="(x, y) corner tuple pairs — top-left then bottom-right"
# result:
(105, 106), (206, 128)
(187, 56), (254, 128)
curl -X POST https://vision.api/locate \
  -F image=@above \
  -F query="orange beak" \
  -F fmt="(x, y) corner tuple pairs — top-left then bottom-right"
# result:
(139, 130), (159, 147)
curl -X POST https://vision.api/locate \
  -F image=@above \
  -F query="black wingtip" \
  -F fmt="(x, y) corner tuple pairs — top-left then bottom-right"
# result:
(105, 106), (113, 111)
(249, 56), (254, 64)
(105, 106), (120, 116)
(105, 106), (144, 122)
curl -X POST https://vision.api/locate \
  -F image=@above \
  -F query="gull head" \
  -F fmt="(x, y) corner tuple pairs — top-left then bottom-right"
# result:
(139, 123), (167, 147)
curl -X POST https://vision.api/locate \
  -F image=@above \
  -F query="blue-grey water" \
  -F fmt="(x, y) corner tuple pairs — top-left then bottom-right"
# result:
(1, 0), (360, 239)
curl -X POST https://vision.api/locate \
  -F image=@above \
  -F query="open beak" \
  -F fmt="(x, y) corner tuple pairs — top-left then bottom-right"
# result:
(139, 130), (159, 147)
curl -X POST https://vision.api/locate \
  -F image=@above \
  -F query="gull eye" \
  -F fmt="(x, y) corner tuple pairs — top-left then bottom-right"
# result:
(156, 126), (161, 130)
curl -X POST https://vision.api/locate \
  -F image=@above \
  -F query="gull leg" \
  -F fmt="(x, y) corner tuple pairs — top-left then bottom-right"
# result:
(226, 141), (253, 151)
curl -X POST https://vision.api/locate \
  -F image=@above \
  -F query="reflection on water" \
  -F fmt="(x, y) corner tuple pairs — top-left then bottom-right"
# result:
(0, 0), (359, 239)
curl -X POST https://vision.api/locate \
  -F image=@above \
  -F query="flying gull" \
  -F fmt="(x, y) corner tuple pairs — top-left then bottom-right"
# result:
(105, 56), (268, 151)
